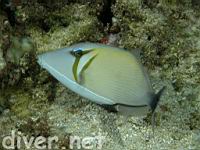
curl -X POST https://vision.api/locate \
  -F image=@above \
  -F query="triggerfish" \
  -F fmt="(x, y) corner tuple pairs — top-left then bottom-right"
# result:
(37, 42), (165, 131)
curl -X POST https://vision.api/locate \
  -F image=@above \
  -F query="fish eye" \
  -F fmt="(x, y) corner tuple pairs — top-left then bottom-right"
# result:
(70, 48), (83, 57)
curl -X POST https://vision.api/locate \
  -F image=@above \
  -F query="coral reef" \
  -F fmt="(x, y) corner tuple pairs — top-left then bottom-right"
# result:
(0, 0), (200, 149)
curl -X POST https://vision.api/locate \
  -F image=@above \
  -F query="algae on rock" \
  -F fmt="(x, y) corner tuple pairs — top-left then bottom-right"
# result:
(27, 3), (103, 53)
(0, 47), (6, 72)
(0, 0), (200, 149)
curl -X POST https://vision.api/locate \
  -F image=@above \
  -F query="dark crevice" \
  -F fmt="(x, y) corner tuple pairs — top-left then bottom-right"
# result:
(40, 20), (51, 32)
(142, 0), (159, 8)
(192, 0), (200, 9)
(97, 0), (115, 27)
(0, 0), (17, 27)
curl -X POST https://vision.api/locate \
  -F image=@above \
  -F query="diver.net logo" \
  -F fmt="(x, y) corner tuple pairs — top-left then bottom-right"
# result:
(1, 130), (105, 149)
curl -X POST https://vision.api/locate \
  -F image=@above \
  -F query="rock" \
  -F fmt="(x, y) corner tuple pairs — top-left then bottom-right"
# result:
(0, 48), (6, 72)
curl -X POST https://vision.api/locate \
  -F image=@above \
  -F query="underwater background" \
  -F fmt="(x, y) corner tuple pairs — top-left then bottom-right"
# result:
(0, 0), (200, 149)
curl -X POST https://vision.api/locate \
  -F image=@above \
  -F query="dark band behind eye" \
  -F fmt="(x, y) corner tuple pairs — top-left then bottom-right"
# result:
(70, 48), (83, 57)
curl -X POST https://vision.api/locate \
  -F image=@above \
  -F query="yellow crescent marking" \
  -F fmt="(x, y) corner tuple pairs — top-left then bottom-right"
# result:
(78, 53), (98, 84)
(71, 49), (95, 82)
(72, 57), (80, 82)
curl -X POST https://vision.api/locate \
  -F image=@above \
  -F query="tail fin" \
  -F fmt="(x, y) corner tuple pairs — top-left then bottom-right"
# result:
(150, 86), (166, 113)
(150, 86), (166, 136)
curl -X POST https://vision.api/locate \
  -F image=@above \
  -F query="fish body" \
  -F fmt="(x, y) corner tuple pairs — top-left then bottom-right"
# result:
(38, 42), (164, 116)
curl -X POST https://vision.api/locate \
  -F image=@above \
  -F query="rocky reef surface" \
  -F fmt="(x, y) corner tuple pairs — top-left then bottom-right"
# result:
(0, 0), (200, 149)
